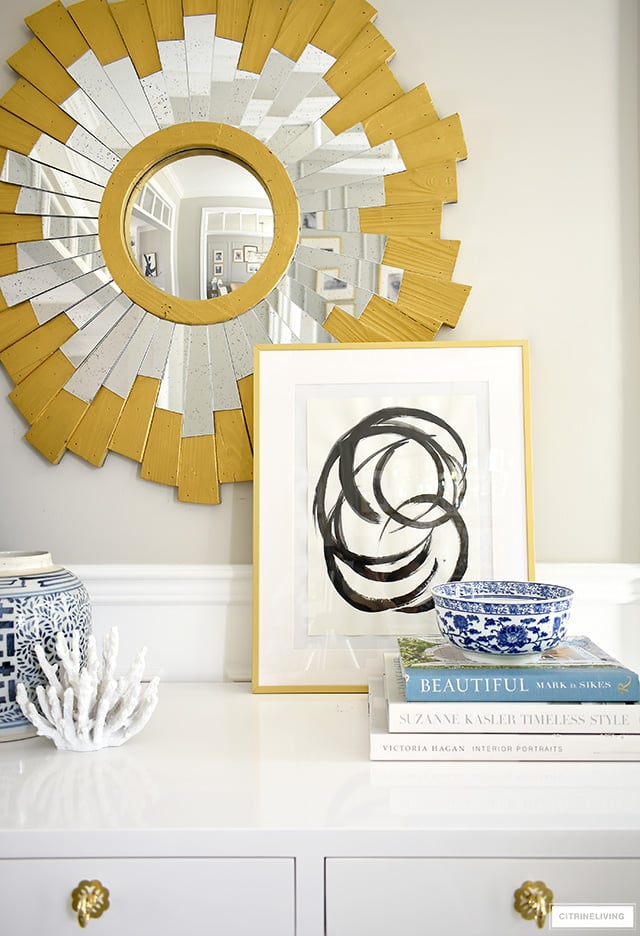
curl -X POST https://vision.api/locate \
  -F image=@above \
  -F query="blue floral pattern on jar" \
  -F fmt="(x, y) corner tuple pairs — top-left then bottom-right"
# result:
(0, 553), (92, 739)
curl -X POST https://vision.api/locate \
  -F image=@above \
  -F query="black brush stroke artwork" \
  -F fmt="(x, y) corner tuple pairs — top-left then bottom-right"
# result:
(312, 407), (469, 613)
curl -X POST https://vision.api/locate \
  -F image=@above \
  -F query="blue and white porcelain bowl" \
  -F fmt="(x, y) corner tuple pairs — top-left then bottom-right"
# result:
(430, 580), (573, 659)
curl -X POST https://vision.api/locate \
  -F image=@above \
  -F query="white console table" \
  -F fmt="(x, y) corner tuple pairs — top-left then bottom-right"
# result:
(1, 683), (639, 934)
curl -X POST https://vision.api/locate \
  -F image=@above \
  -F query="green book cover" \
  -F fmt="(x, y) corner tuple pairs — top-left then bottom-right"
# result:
(398, 635), (624, 669)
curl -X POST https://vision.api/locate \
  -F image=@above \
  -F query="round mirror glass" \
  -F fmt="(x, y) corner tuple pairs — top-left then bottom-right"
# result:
(129, 153), (274, 301)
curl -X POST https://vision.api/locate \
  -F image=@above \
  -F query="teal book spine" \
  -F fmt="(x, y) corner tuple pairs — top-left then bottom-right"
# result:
(402, 665), (640, 702)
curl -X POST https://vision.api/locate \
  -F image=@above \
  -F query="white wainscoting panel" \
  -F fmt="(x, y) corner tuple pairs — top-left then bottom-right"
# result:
(68, 563), (640, 683)
(68, 564), (253, 682)
(537, 563), (640, 676)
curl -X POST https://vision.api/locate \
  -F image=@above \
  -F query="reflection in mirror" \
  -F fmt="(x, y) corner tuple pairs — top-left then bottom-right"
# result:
(129, 154), (273, 301)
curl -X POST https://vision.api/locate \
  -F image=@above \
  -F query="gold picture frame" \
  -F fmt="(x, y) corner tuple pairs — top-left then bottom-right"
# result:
(253, 341), (535, 692)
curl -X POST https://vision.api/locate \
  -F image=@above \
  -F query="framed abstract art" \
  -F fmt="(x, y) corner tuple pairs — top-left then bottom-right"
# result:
(252, 342), (535, 692)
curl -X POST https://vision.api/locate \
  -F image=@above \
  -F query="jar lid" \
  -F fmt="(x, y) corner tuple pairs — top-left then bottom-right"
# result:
(0, 551), (58, 576)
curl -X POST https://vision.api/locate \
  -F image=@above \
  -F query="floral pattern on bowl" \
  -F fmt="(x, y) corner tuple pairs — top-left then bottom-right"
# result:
(430, 580), (573, 656)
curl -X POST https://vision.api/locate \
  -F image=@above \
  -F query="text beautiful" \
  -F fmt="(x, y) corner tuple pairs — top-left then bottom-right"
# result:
(419, 676), (613, 694)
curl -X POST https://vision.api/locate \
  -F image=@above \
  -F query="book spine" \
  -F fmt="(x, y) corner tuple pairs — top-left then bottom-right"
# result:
(383, 658), (640, 733)
(402, 666), (640, 703)
(370, 731), (640, 761)
(387, 704), (640, 734)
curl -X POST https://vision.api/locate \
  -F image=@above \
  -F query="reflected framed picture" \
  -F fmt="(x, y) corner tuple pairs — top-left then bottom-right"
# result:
(233, 247), (244, 262)
(244, 244), (258, 261)
(213, 248), (224, 263)
(300, 210), (324, 230)
(300, 236), (340, 253)
(213, 262), (223, 276)
(378, 264), (403, 301)
(142, 252), (157, 277)
(316, 268), (354, 301)
(252, 342), (535, 692)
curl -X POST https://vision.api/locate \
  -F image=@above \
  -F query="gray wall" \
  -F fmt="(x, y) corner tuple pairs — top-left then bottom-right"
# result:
(0, 0), (638, 566)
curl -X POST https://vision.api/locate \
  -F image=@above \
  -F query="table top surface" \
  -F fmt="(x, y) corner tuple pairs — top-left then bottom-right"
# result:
(1, 683), (639, 847)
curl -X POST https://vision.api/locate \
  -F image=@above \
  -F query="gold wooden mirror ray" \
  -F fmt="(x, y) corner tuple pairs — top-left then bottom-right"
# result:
(0, 0), (470, 505)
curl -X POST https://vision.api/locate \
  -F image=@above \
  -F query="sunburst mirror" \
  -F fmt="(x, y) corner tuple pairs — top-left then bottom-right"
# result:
(0, 0), (470, 504)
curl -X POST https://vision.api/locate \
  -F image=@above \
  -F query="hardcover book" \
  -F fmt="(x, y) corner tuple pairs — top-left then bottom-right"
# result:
(383, 653), (640, 734)
(368, 678), (640, 761)
(397, 636), (640, 703)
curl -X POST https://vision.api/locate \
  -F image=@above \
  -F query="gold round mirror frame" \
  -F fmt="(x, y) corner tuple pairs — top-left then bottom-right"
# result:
(0, 0), (471, 506)
(100, 122), (299, 326)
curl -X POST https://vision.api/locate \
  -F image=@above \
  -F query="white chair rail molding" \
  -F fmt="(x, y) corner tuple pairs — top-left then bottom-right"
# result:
(67, 561), (640, 683)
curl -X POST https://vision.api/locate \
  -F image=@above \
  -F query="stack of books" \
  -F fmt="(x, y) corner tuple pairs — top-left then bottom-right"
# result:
(369, 636), (640, 761)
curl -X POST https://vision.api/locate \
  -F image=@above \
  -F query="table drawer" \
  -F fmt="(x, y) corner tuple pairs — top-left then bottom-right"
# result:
(326, 857), (640, 935)
(0, 857), (295, 935)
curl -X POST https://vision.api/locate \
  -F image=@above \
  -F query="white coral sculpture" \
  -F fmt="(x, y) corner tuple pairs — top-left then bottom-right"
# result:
(17, 627), (160, 752)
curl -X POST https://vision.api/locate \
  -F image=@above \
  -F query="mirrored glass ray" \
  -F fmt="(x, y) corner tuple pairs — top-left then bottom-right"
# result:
(66, 125), (119, 172)
(59, 277), (122, 328)
(68, 50), (145, 146)
(29, 135), (111, 186)
(0, 252), (105, 307)
(295, 244), (371, 290)
(274, 82), (338, 133)
(298, 230), (386, 265)
(182, 326), (214, 436)
(271, 118), (336, 167)
(104, 58), (159, 138)
(41, 216), (100, 239)
(299, 205), (362, 235)
(256, 295), (301, 344)
(0, 151), (105, 202)
(266, 73), (340, 160)
(251, 295), (300, 344)
(223, 316), (253, 381)
(15, 188), (100, 219)
(235, 304), (273, 348)
(141, 72), (175, 130)
(211, 67), (258, 128)
(293, 143), (404, 197)
(206, 322), (240, 411)
(292, 127), (371, 179)
(157, 323), (188, 413)
(16, 235), (102, 271)
(253, 46), (334, 142)
(61, 87), (130, 157)
(61, 292), (133, 367)
(64, 304), (147, 401)
(207, 36), (245, 124)
(184, 14), (216, 120)
(157, 40), (191, 124)
(298, 178), (386, 212)
(266, 283), (334, 343)
(138, 318), (175, 380)
(239, 50), (297, 132)
(277, 273), (327, 325)
(103, 313), (159, 399)
(286, 260), (371, 317)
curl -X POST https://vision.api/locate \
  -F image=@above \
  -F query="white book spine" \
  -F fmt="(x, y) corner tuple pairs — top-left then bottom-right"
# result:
(370, 731), (640, 761)
(383, 653), (640, 735)
(369, 679), (640, 762)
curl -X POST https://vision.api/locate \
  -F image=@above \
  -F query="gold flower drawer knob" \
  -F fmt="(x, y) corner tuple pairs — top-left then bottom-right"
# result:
(514, 880), (554, 929)
(71, 880), (110, 928)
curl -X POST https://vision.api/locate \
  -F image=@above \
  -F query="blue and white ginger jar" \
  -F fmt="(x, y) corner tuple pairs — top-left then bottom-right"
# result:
(0, 551), (92, 741)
